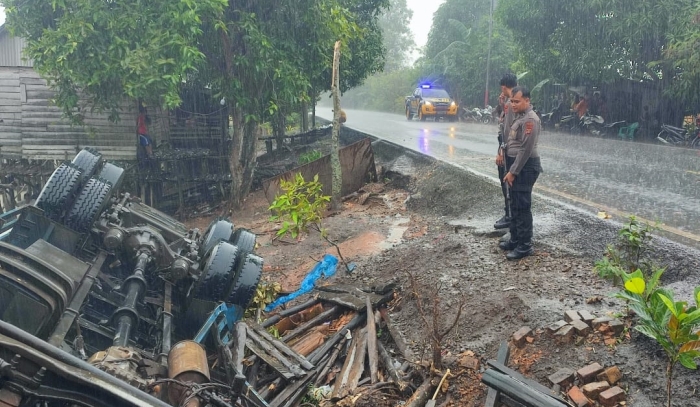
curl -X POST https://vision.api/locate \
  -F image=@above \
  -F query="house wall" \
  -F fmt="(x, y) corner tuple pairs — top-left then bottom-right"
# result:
(0, 67), (143, 161)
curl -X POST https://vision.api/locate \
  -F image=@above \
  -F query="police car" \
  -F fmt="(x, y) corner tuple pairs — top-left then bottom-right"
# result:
(405, 83), (459, 122)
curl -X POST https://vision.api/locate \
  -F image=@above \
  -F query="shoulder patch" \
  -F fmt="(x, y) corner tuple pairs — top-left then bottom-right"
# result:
(525, 120), (535, 135)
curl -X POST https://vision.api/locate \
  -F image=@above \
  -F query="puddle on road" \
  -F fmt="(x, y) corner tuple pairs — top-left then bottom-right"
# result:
(379, 216), (410, 250)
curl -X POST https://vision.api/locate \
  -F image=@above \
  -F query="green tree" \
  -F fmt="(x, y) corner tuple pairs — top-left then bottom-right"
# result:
(2, 0), (387, 207)
(421, 0), (515, 107)
(378, 0), (415, 72)
(496, 0), (700, 109)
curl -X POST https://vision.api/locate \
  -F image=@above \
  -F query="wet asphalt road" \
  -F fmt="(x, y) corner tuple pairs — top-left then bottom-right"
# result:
(318, 108), (700, 245)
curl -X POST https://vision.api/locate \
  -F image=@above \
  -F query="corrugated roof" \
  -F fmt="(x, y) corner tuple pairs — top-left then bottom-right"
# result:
(0, 23), (33, 67)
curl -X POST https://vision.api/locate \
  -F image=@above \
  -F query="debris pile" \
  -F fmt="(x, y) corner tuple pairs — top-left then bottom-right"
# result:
(238, 283), (436, 407)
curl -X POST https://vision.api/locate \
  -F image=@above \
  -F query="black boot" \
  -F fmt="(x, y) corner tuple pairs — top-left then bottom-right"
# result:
(494, 215), (510, 229)
(506, 243), (534, 260)
(499, 240), (518, 251)
(499, 232), (511, 243)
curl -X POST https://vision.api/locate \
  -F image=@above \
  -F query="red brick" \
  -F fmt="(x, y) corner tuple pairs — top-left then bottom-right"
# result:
(548, 368), (575, 387)
(581, 381), (610, 399)
(564, 310), (582, 322)
(567, 385), (591, 407)
(599, 386), (626, 406)
(512, 326), (533, 348)
(570, 319), (592, 336)
(577, 363), (604, 384)
(554, 325), (575, 344)
(596, 366), (622, 385)
(592, 316), (613, 329)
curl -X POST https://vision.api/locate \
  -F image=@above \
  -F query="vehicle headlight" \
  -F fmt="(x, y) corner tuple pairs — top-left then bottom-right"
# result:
(425, 101), (432, 106)
(450, 101), (456, 106)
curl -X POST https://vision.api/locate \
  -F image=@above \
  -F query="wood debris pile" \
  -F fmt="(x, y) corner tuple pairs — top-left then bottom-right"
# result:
(237, 283), (439, 407)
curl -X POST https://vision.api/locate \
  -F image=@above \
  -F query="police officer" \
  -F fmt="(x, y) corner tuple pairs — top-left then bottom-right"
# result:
(494, 73), (518, 230)
(499, 86), (542, 260)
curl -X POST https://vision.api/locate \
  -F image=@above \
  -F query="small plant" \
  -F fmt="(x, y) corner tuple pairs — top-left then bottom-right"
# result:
(298, 150), (322, 165)
(246, 279), (282, 322)
(268, 173), (351, 271)
(616, 269), (700, 407)
(594, 216), (657, 284)
(269, 173), (330, 239)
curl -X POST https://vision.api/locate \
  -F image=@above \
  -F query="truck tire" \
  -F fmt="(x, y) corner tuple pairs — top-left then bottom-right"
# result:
(406, 107), (413, 120)
(200, 218), (235, 257)
(419, 108), (426, 121)
(226, 253), (263, 309)
(97, 162), (125, 191)
(230, 228), (256, 255)
(194, 241), (239, 301)
(65, 178), (112, 233)
(71, 148), (102, 182)
(35, 164), (83, 222)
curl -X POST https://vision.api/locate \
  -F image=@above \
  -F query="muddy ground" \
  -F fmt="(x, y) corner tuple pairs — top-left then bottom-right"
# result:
(187, 134), (700, 407)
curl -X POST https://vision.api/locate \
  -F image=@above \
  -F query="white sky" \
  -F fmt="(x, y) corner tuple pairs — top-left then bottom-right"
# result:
(406, 0), (444, 49)
(0, 7), (5, 26)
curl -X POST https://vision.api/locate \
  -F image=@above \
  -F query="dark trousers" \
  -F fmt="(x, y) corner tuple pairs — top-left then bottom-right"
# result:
(498, 164), (509, 216)
(506, 157), (541, 244)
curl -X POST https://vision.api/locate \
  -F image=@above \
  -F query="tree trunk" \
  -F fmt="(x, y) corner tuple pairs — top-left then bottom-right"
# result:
(330, 41), (343, 210)
(311, 88), (317, 128)
(432, 337), (442, 370)
(228, 106), (259, 209)
(301, 100), (309, 132)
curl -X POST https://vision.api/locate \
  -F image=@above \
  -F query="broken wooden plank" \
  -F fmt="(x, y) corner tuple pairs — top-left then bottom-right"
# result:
(246, 328), (306, 378)
(404, 375), (436, 407)
(249, 323), (314, 370)
(280, 305), (340, 343)
(314, 336), (347, 386)
(245, 341), (295, 380)
(377, 340), (408, 391)
(308, 312), (365, 365)
(261, 298), (320, 328)
(331, 327), (368, 400)
(379, 307), (415, 362)
(485, 341), (511, 407)
(365, 296), (379, 384)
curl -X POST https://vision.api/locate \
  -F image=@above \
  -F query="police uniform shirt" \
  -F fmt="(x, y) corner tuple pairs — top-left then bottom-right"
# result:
(506, 107), (540, 175)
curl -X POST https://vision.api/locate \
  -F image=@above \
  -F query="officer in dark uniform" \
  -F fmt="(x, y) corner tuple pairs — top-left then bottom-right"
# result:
(494, 73), (518, 230)
(499, 86), (542, 260)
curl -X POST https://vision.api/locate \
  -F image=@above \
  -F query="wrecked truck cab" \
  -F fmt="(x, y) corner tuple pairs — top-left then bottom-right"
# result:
(0, 148), (263, 407)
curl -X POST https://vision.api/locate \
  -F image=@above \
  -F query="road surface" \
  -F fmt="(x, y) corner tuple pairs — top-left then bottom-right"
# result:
(318, 108), (700, 244)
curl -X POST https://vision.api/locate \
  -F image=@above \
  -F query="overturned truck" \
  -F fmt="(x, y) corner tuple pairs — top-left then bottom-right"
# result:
(0, 148), (264, 407)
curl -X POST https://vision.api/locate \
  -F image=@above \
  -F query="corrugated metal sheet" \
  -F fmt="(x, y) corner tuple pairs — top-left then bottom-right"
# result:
(0, 28), (34, 67)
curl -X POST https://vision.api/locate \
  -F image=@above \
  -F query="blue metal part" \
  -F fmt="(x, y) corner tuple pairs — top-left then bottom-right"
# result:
(193, 302), (243, 346)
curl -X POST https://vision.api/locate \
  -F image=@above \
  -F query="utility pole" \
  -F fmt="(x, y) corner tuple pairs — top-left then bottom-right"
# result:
(484, 0), (495, 107)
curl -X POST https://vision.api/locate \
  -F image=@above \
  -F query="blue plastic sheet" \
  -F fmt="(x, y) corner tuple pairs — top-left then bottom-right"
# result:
(264, 254), (338, 312)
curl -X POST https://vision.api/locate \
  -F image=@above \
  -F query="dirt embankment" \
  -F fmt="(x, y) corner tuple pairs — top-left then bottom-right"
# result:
(188, 137), (700, 406)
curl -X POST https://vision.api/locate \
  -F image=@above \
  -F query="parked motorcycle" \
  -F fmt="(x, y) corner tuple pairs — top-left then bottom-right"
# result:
(581, 113), (605, 136)
(480, 106), (493, 124)
(656, 124), (688, 146)
(461, 107), (484, 123)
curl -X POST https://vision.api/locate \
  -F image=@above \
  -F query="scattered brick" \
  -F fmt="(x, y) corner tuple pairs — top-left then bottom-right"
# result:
(512, 326), (533, 348)
(592, 316), (613, 329)
(608, 319), (624, 335)
(596, 366), (622, 385)
(458, 354), (480, 370)
(567, 385), (591, 407)
(548, 368), (575, 387)
(599, 386), (626, 406)
(577, 363), (604, 384)
(546, 320), (568, 335)
(570, 319), (592, 336)
(581, 381), (610, 399)
(564, 310), (582, 322)
(578, 310), (596, 326)
(554, 325), (576, 344)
